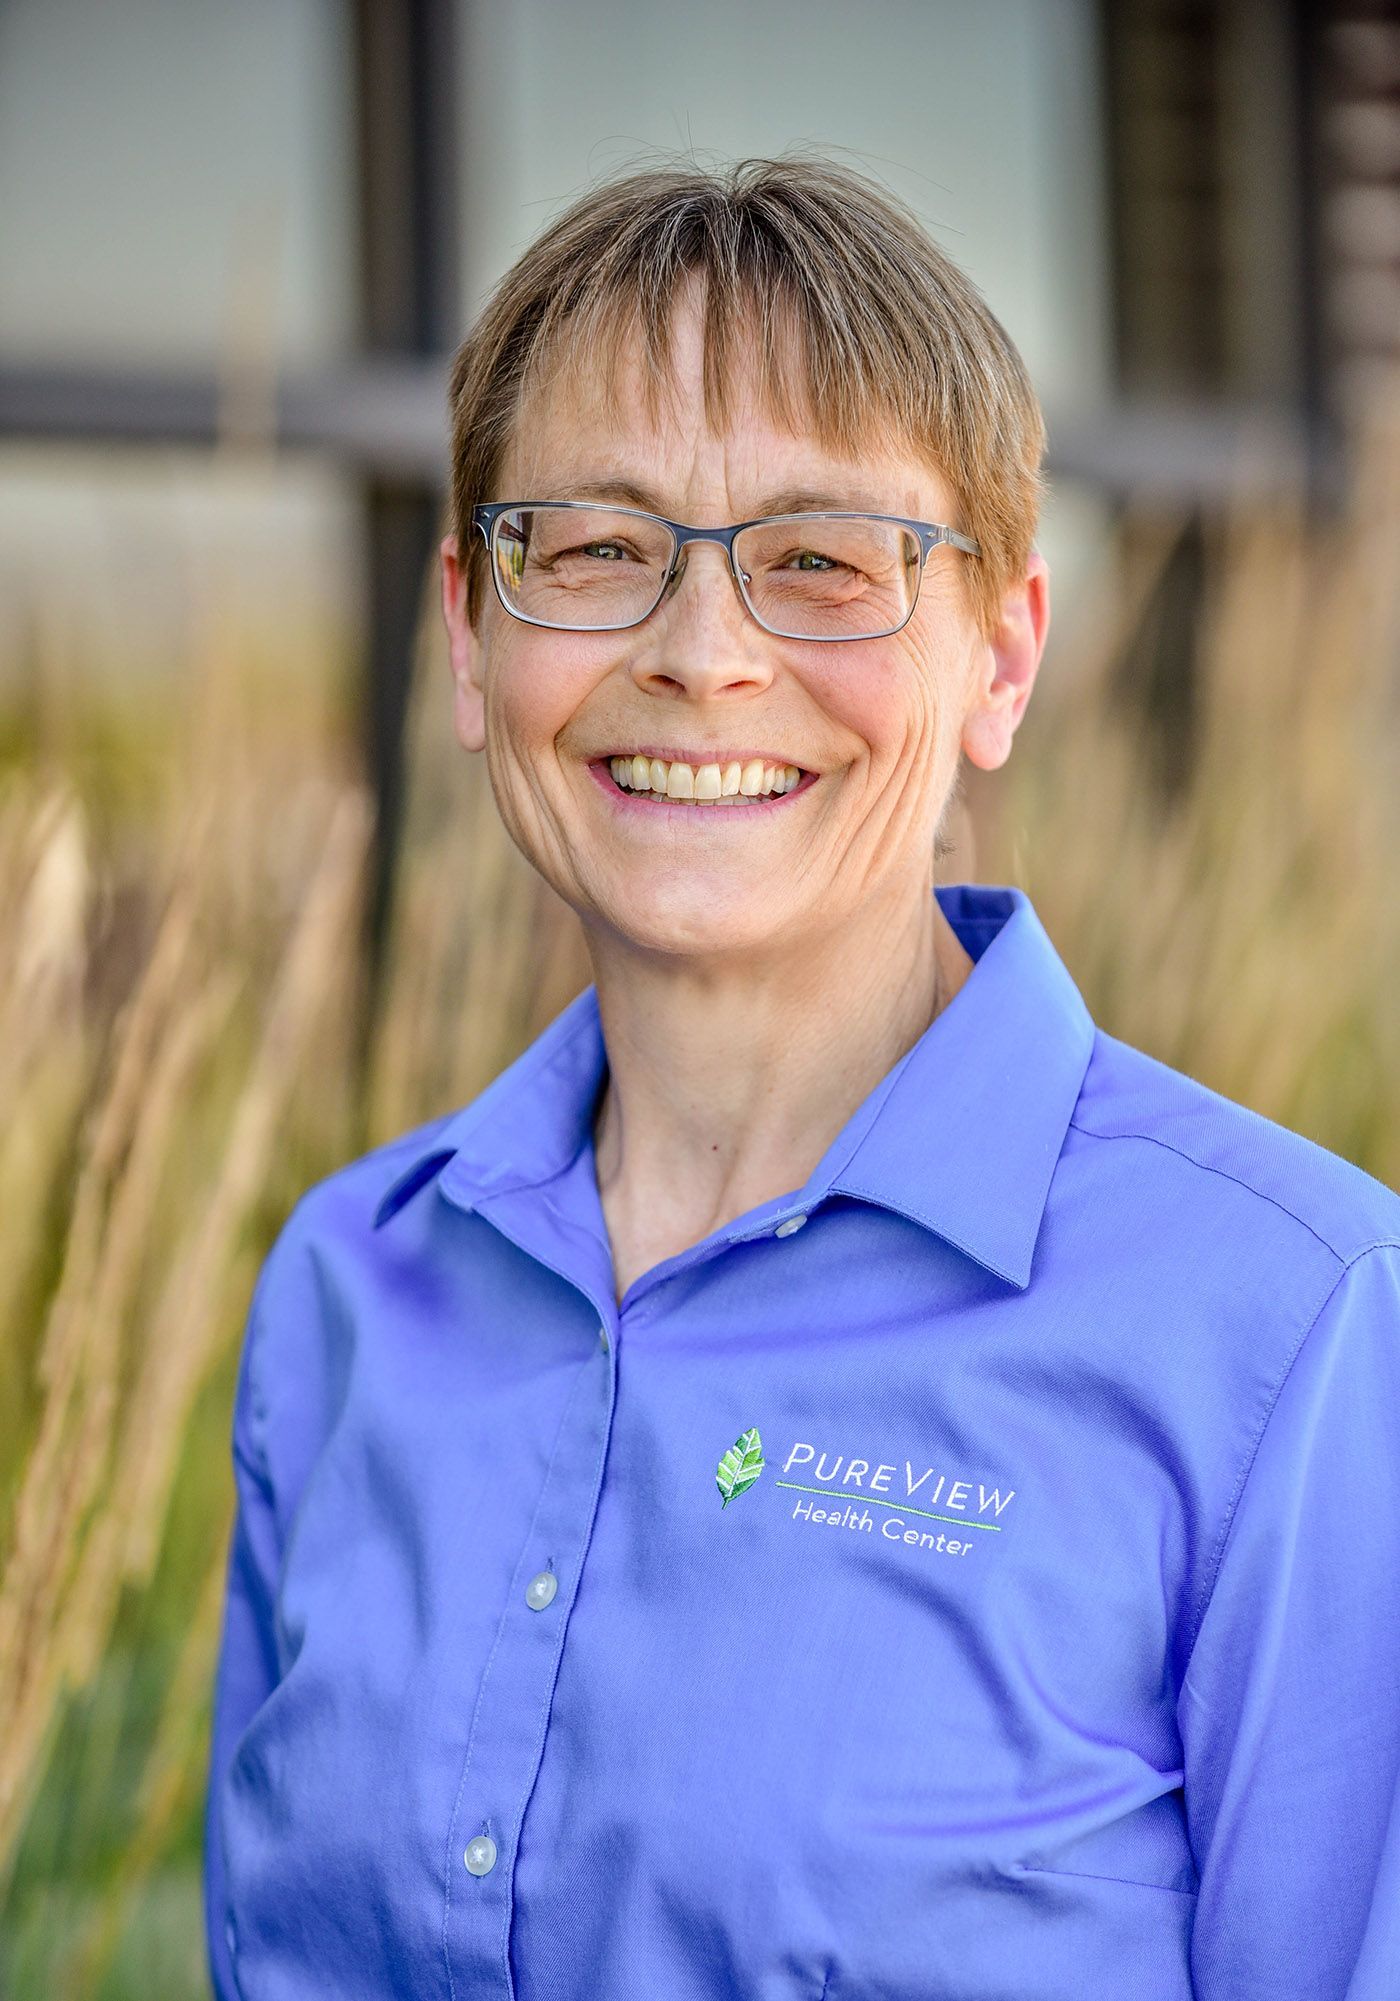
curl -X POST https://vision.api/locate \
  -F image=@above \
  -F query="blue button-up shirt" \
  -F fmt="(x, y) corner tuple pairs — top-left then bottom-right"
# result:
(204, 881), (1400, 2001)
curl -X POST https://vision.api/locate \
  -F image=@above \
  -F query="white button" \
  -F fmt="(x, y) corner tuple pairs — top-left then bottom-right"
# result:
(774, 1214), (808, 1237)
(525, 1569), (558, 1610)
(599, 1325), (610, 1351)
(464, 1833), (498, 1875)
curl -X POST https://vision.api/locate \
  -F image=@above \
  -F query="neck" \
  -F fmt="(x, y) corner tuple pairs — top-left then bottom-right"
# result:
(587, 876), (972, 1265)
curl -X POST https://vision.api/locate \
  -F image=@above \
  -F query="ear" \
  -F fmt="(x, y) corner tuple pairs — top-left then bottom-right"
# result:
(960, 550), (1050, 774)
(440, 533), (487, 754)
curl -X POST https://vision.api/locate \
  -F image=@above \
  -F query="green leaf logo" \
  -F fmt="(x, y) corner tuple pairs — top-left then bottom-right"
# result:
(716, 1426), (765, 1508)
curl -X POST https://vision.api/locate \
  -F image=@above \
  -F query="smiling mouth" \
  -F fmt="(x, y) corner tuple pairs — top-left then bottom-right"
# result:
(594, 752), (812, 807)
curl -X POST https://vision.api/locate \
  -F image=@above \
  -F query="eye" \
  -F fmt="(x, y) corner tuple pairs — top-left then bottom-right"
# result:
(540, 539), (636, 567)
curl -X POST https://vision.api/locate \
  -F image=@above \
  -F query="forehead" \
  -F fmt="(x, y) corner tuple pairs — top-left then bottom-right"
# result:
(501, 289), (953, 519)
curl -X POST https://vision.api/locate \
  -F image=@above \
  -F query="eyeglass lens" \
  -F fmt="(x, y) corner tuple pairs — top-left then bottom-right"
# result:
(491, 504), (921, 639)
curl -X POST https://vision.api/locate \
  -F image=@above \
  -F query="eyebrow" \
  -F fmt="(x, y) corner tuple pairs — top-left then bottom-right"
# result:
(540, 477), (898, 518)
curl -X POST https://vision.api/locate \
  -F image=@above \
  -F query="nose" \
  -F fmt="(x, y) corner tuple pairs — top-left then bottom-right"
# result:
(628, 540), (772, 699)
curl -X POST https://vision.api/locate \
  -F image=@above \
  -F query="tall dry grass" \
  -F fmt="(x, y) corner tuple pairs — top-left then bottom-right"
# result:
(980, 384), (1400, 1187)
(0, 512), (589, 1997)
(0, 593), (372, 1994)
(0, 383), (1396, 1997)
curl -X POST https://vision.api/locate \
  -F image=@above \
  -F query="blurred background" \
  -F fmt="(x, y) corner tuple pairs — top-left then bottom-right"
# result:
(1, 1), (1398, 1994)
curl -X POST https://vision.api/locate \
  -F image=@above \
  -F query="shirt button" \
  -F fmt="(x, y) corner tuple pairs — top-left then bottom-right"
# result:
(774, 1214), (808, 1237)
(525, 1569), (558, 1610)
(464, 1834), (498, 1875)
(225, 1915), (237, 1957)
(599, 1324), (610, 1351)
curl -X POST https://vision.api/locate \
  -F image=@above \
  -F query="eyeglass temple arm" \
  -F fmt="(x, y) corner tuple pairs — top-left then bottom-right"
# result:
(938, 527), (981, 557)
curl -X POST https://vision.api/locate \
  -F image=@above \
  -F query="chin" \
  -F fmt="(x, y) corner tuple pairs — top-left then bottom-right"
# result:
(587, 886), (795, 961)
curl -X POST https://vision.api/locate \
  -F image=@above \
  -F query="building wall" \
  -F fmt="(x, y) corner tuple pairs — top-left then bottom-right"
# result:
(0, 0), (1115, 678)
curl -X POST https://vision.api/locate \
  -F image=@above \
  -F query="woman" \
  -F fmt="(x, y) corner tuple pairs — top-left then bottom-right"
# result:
(204, 158), (1400, 2001)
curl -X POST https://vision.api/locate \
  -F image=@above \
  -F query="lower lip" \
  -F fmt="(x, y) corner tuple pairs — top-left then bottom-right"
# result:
(587, 761), (818, 819)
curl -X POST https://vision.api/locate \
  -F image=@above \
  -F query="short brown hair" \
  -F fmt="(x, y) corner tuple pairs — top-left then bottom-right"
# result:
(447, 152), (1047, 642)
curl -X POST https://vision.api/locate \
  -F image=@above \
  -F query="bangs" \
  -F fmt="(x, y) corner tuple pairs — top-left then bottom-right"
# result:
(516, 263), (914, 473)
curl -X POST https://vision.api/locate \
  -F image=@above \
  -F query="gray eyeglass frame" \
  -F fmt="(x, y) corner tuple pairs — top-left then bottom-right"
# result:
(470, 498), (982, 642)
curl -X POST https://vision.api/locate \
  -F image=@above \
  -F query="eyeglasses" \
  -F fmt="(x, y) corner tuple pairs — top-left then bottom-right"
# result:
(471, 499), (981, 643)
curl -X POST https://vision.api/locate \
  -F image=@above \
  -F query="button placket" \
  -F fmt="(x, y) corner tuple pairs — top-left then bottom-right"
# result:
(446, 1332), (616, 1996)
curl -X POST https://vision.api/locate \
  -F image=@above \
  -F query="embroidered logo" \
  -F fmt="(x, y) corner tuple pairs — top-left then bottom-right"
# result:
(716, 1426), (765, 1507)
(716, 1428), (1016, 1562)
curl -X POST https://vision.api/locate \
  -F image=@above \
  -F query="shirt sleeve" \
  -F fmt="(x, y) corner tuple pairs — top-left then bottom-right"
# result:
(202, 1266), (283, 2001)
(1178, 1240), (1400, 2000)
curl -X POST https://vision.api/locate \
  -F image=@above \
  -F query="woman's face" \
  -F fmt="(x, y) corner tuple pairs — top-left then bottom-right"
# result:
(441, 287), (1048, 966)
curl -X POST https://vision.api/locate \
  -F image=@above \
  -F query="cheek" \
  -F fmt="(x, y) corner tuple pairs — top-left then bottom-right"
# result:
(484, 632), (598, 765)
(809, 645), (944, 772)
(487, 682), (546, 764)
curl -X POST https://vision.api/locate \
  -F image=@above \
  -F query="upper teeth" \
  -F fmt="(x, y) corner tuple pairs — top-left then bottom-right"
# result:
(608, 755), (803, 800)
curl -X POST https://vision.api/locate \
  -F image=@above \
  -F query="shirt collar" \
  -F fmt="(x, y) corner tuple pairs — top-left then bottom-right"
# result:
(372, 882), (1096, 1291)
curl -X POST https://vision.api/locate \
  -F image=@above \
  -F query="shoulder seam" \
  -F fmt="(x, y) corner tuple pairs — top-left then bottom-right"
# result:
(1067, 1113), (1371, 1262)
(1182, 1239), (1400, 1677)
